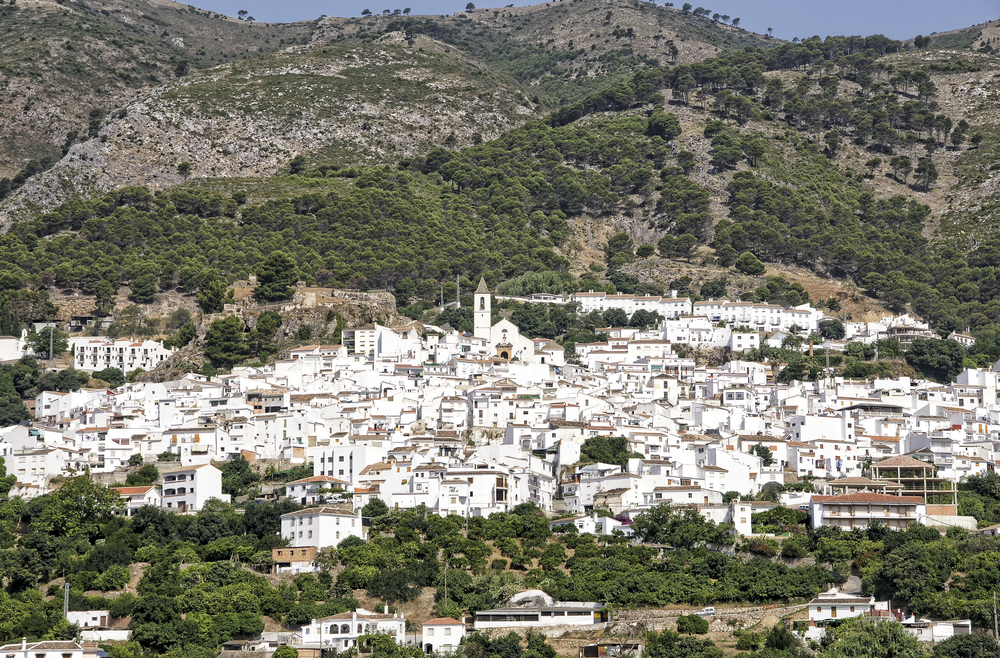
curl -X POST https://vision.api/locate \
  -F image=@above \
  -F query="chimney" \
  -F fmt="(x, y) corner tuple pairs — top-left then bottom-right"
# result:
(21, 638), (26, 651)
(384, 604), (389, 615)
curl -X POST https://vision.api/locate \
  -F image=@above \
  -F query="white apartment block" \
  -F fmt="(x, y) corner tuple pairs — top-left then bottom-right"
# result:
(70, 338), (175, 375)
(280, 506), (364, 549)
(158, 463), (229, 513)
(573, 292), (692, 319)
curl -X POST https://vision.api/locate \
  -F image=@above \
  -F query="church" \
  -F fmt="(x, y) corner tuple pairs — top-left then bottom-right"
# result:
(474, 278), (540, 362)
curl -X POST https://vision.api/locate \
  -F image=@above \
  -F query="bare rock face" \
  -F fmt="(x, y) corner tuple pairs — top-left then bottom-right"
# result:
(0, 34), (538, 225)
(136, 287), (399, 382)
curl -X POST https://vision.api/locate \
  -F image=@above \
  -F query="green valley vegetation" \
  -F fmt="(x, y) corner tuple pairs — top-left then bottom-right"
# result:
(1, 472), (1000, 657)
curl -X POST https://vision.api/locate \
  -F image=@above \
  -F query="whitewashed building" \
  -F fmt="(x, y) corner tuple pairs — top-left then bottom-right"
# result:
(280, 506), (364, 549)
(112, 485), (162, 516)
(808, 588), (877, 623)
(301, 608), (406, 650)
(70, 338), (175, 375)
(158, 463), (229, 513)
(421, 618), (466, 653)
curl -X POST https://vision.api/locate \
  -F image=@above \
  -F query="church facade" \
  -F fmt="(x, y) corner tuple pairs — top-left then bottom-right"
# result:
(474, 279), (543, 362)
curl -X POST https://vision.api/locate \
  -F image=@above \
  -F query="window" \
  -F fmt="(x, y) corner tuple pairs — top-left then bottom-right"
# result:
(444, 628), (451, 636)
(427, 628), (435, 637)
(308, 531), (312, 538)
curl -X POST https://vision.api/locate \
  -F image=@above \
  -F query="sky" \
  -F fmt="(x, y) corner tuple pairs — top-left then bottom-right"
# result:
(193, 0), (998, 41)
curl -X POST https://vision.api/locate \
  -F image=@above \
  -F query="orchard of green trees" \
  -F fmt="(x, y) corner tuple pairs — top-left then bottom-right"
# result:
(5, 458), (1000, 657)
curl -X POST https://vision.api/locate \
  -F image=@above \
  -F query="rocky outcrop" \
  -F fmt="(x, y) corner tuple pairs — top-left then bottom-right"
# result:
(0, 34), (537, 224)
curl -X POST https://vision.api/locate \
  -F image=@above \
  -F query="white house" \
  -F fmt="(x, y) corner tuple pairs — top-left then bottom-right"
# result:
(0, 641), (83, 658)
(474, 592), (607, 630)
(159, 463), (230, 513)
(809, 491), (925, 531)
(280, 506), (364, 549)
(286, 475), (354, 506)
(808, 588), (876, 623)
(548, 512), (632, 537)
(111, 485), (162, 516)
(474, 603), (607, 629)
(421, 618), (466, 654)
(301, 608), (406, 650)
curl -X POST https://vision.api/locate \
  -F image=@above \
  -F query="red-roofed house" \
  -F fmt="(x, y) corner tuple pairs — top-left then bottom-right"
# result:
(422, 618), (466, 653)
(111, 485), (162, 516)
(286, 475), (354, 505)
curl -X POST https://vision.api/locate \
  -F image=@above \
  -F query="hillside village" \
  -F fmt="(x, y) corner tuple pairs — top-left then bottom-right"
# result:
(3, 282), (999, 652)
(5, 0), (1000, 655)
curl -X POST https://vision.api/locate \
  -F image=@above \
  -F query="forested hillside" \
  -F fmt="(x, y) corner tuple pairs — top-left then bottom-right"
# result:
(5, 34), (1000, 356)
(0, 3), (999, 375)
(314, 0), (772, 106)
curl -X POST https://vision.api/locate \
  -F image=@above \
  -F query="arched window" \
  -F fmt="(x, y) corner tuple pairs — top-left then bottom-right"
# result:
(479, 297), (485, 310)
(358, 623), (363, 634)
(341, 624), (350, 634)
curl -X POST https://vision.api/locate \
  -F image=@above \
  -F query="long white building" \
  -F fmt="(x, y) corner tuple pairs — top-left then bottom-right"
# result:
(70, 338), (175, 374)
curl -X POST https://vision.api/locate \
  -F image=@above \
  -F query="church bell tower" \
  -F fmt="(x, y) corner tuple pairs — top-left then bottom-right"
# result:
(474, 278), (490, 340)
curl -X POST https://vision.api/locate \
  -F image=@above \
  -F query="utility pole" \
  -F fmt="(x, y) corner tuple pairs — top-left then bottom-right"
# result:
(63, 582), (69, 617)
(826, 348), (831, 388)
(455, 274), (460, 309)
(49, 327), (54, 371)
(994, 591), (998, 640)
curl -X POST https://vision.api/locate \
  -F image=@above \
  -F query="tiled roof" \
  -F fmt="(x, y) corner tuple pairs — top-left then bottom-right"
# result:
(808, 596), (874, 605)
(112, 486), (156, 495)
(872, 455), (931, 468)
(423, 618), (463, 626)
(281, 506), (356, 517)
(318, 612), (397, 621)
(813, 492), (924, 504)
(288, 475), (351, 485)
(0, 642), (82, 651)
